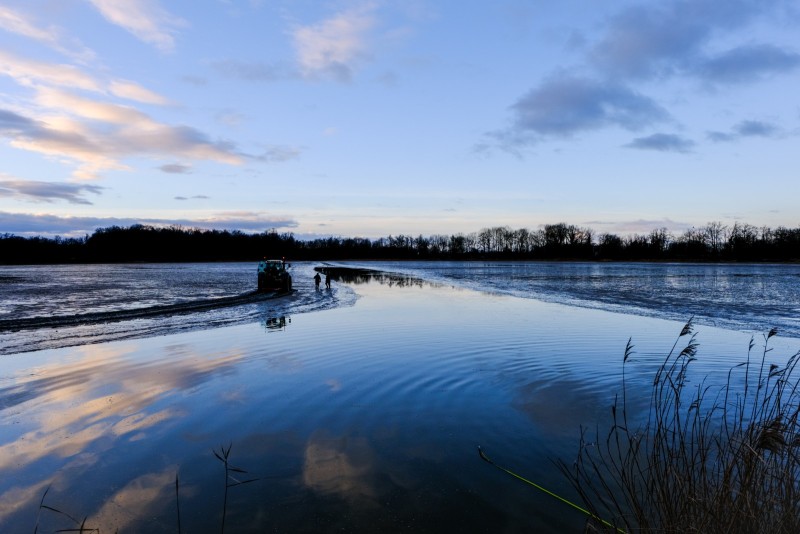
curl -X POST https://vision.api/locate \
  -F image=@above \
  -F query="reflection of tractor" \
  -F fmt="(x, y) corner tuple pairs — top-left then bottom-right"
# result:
(257, 259), (292, 292)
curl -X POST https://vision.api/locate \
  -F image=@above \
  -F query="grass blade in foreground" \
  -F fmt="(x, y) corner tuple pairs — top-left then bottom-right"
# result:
(478, 446), (625, 532)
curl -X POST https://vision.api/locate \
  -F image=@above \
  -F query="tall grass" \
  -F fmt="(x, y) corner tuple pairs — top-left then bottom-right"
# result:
(558, 319), (800, 533)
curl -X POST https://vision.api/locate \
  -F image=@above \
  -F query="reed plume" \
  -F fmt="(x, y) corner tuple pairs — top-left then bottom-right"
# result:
(559, 320), (800, 533)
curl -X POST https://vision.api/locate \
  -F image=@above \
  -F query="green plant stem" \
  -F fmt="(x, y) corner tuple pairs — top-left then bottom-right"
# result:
(477, 446), (625, 533)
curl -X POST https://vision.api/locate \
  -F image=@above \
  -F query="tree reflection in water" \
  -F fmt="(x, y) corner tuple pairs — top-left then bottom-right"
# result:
(314, 267), (426, 288)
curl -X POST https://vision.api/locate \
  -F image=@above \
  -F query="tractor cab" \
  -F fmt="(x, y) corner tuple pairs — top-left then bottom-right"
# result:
(257, 259), (292, 292)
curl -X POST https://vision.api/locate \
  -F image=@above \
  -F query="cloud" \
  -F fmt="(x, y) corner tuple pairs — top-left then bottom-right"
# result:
(159, 163), (191, 174)
(0, 50), (100, 91)
(706, 130), (736, 142)
(707, 119), (782, 142)
(589, 0), (774, 81)
(0, 6), (59, 43)
(174, 195), (208, 201)
(693, 44), (800, 84)
(0, 108), (116, 178)
(624, 133), (695, 153)
(0, 109), (38, 131)
(585, 218), (695, 234)
(216, 110), (244, 127)
(180, 75), (207, 86)
(0, 179), (103, 205)
(590, 3), (709, 80)
(257, 145), (302, 163)
(211, 59), (296, 82)
(0, 88), (242, 179)
(0, 211), (298, 237)
(492, 0), (798, 153)
(500, 74), (669, 143)
(292, 5), (376, 81)
(734, 119), (780, 137)
(108, 80), (170, 105)
(87, 0), (186, 52)
(0, 6), (95, 62)
(0, 51), (168, 106)
(196, 211), (299, 232)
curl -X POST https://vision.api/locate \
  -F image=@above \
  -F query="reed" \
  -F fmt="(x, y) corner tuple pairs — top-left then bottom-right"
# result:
(32, 445), (257, 533)
(33, 485), (99, 534)
(558, 320), (800, 533)
(213, 443), (259, 534)
(175, 472), (182, 534)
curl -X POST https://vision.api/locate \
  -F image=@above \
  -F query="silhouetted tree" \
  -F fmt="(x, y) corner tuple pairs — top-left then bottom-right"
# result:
(3, 221), (799, 264)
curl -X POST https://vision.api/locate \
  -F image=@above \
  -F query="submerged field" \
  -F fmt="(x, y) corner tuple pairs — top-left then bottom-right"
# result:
(1, 262), (799, 532)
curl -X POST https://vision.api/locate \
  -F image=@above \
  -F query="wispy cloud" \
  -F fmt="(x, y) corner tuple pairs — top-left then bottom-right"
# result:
(257, 145), (303, 163)
(0, 50), (100, 91)
(586, 218), (695, 234)
(624, 133), (695, 153)
(211, 59), (296, 82)
(292, 5), (376, 81)
(0, 211), (299, 237)
(0, 6), (95, 62)
(87, 0), (186, 52)
(707, 119), (782, 142)
(159, 163), (192, 174)
(0, 178), (103, 205)
(108, 80), (170, 105)
(0, 50), (169, 105)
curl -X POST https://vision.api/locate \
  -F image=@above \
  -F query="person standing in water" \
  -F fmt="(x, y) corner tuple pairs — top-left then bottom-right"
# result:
(325, 273), (331, 289)
(314, 272), (321, 289)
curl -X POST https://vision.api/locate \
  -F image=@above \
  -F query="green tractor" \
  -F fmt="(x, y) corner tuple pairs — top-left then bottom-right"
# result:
(257, 259), (292, 293)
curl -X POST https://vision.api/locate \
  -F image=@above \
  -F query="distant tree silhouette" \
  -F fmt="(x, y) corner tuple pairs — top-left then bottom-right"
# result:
(1, 221), (798, 264)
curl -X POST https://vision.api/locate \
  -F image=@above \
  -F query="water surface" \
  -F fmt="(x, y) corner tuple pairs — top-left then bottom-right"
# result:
(1, 262), (798, 532)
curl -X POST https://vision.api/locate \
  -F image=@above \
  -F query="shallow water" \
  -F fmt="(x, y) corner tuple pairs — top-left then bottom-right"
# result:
(0, 263), (355, 355)
(353, 261), (800, 339)
(1, 262), (799, 532)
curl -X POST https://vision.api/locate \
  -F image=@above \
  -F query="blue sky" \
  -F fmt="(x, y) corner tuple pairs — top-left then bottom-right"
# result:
(0, 0), (798, 239)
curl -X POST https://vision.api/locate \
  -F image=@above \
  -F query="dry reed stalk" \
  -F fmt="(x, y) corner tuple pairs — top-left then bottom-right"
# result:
(213, 443), (259, 534)
(559, 320), (800, 533)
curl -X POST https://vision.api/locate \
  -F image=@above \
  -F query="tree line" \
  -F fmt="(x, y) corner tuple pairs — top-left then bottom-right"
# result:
(1, 221), (799, 264)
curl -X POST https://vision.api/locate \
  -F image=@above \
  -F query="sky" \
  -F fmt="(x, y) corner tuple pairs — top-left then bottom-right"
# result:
(0, 0), (798, 239)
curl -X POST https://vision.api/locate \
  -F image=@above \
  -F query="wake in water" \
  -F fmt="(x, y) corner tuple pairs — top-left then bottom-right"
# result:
(0, 290), (286, 332)
(0, 262), (357, 355)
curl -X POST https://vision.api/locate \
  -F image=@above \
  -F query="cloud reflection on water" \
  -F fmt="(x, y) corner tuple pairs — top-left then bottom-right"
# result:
(0, 339), (246, 526)
(87, 469), (176, 533)
(303, 432), (378, 501)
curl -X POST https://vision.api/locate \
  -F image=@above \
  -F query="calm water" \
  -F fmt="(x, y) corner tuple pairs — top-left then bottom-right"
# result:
(1, 262), (799, 532)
